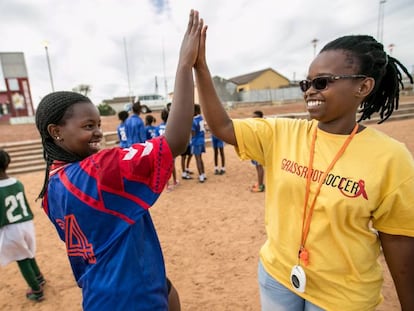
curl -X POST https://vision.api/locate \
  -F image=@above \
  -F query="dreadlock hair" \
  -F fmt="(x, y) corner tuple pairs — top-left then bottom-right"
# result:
(0, 149), (11, 172)
(35, 91), (92, 199)
(320, 35), (413, 123)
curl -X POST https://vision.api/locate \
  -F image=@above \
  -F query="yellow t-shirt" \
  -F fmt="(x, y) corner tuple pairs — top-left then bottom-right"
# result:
(233, 117), (414, 311)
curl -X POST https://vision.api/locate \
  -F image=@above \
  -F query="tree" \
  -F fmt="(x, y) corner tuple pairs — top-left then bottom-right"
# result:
(72, 84), (92, 96)
(97, 103), (116, 116)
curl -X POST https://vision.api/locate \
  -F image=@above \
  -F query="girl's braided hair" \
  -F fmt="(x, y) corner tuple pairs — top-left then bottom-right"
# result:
(320, 35), (413, 123)
(35, 91), (92, 199)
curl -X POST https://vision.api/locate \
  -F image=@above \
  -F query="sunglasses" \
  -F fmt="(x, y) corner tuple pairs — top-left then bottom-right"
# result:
(299, 75), (367, 92)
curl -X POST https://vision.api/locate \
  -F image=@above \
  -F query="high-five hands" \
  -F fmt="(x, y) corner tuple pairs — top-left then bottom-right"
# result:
(179, 9), (205, 68)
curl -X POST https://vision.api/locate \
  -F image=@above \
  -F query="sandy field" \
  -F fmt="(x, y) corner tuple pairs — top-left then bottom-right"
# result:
(1, 98), (413, 311)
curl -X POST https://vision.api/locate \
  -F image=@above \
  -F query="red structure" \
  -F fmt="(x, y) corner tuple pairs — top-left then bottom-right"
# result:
(0, 52), (35, 122)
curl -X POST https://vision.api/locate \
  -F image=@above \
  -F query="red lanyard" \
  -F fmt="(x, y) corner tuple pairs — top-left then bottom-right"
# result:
(299, 123), (359, 266)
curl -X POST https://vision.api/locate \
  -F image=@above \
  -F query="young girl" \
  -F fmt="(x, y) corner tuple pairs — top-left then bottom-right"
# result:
(144, 114), (157, 140)
(191, 104), (207, 183)
(0, 149), (45, 302)
(116, 110), (129, 148)
(193, 19), (414, 311)
(156, 109), (179, 190)
(34, 10), (203, 311)
(211, 134), (225, 175)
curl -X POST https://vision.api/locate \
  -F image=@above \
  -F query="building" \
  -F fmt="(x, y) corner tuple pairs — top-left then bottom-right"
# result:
(229, 68), (290, 92)
(0, 52), (35, 122)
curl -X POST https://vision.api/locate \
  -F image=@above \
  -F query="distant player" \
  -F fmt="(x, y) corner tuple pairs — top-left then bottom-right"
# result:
(144, 114), (157, 140)
(156, 109), (179, 190)
(117, 110), (129, 148)
(0, 149), (46, 302)
(211, 134), (225, 175)
(191, 104), (207, 183)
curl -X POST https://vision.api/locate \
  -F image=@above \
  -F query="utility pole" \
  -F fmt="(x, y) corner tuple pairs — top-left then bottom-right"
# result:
(377, 0), (386, 43)
(43, 41), (55, 92)
(123, 37), (133, 103)
(311, 38), (319, 57)
(162, 38), (168, 99)
(388, 43), (395, 55)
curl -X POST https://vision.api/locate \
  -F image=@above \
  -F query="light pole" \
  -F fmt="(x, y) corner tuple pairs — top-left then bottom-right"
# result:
(388, 43), (395, 55)
(43, 41), (55, 92)
(377, 0), (386, 43)
(123, 37), (133, 104)
(311, 38), (319, 57)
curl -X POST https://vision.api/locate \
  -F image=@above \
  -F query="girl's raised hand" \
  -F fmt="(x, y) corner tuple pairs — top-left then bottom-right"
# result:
(178, 10), (204, 68)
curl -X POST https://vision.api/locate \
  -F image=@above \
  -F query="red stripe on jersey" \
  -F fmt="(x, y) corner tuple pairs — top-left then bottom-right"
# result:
(59, 170), (135, 225)
(78, 150), (152, 210)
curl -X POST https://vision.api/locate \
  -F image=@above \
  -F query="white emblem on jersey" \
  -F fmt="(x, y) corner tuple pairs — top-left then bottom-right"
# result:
(122, 142), (153, 160)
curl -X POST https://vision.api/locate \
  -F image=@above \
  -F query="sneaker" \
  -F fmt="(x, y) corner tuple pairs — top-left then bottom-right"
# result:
(185, 170), (194, 175)
(214, 169), (220, 175)
(251, 184), (265, 193)
(199, 175), (205, 183)
(219, 169), (226, 175)
(182, 173), (193, 180)
(36, 274), (46, 287)
(26, 288), (44, 302)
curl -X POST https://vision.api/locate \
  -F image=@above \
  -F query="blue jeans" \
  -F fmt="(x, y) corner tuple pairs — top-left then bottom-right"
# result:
(258, 260), (325, 311)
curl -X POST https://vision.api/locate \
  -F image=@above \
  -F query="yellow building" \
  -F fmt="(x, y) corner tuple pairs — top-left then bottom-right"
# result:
(229, 67), (290, 92)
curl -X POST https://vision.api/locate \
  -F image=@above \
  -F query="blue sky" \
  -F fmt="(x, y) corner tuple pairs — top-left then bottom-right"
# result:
(1, 0), (413, 106)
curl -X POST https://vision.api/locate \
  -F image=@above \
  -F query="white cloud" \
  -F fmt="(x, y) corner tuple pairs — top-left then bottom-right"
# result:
(1, 0), (413, 106)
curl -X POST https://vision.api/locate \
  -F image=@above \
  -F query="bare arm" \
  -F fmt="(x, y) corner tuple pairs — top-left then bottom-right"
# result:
(194, 25), (237, 146)
(379, 232), (414, 310)
(165, 10), (203, 157)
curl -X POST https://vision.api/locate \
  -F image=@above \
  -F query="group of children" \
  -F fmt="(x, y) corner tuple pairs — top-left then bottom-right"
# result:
(118, 103), (227, 188)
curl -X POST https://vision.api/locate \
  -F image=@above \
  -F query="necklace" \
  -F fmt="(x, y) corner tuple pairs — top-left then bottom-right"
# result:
(290, 122), (359, 293)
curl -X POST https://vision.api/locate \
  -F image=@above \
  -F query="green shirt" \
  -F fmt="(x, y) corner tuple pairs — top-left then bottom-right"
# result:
(0, 178), (33, 227)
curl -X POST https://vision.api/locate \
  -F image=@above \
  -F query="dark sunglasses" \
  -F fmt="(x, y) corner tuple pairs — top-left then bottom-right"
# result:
(299, 75), (367, 92)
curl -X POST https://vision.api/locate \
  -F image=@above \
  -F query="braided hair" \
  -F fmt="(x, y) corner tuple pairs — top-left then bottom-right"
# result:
(0, 149), (11, 172)
(35, 91), (92, 199)
(320, 35), (413, 123)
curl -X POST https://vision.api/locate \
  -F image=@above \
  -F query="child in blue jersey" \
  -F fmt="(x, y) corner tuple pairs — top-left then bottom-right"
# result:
(0, 149), (46, 302)
(191, 104), (206, 182)
(125, 101), (146, 146)
(156, 109), (178, 189)
(34, 9), (204, 311)
(117, 110), (129, 148)
(211, 134), (225, 175)
(155, 109), (168, 137)
(145, 114), (157, 140)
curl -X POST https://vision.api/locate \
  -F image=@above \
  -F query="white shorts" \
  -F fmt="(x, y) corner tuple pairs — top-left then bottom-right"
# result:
(0, 221), (36, 266)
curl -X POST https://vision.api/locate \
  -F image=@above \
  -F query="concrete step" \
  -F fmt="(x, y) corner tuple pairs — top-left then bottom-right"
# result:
(8, 158), (45, 169)
(7, 154), (44, 163)
(8, 163), (47, 175)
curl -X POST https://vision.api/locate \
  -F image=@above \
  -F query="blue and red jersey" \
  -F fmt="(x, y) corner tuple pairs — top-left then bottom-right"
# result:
(42, 137), (173, 311)
(191, 114), (205, 146)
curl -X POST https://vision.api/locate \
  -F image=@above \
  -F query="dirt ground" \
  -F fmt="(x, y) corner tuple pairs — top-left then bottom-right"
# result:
(1, 98), (413, 310)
